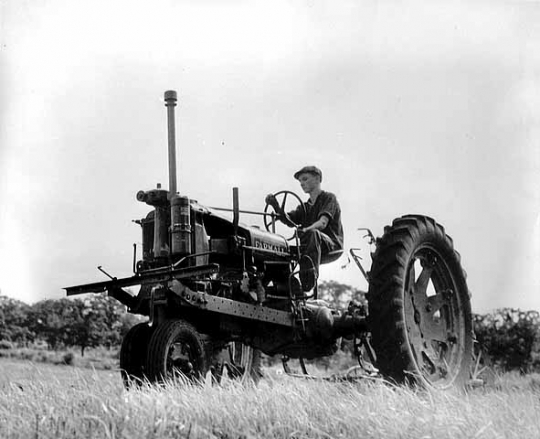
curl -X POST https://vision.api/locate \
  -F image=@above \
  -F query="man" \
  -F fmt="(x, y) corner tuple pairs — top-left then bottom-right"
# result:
(269, 166), (344, 291)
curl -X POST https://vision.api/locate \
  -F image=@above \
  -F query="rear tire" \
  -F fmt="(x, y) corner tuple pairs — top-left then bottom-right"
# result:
(145, 320), (208, 384)
(368, 215), (473, 388)
(120, 322), (153, 389)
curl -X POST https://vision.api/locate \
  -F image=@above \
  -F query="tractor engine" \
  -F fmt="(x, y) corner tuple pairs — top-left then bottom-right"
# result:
(134, 184), (292, 298)
(135, 189), (194, 270)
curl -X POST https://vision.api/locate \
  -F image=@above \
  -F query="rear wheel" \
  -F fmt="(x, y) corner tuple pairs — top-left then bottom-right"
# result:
(145, 320), (208, 384)
(120, 322), (153, 388)
(368, 215), (473, 388)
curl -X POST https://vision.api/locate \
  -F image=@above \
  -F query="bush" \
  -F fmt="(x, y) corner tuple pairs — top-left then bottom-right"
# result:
(0, 350), (11, 358)
(18, 348), (37, 362)
(35, 350), (54, 363)
(0, 340), (14, 350)
(474, 308), (540, 373)
(62, 352), (75, 366)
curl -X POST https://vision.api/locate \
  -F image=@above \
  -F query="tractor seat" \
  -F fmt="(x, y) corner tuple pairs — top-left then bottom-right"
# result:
(321, 249), (343, 265)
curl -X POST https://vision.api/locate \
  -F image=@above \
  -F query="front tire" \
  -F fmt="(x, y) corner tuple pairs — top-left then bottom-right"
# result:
(145, 320), (209, 384)
(368, 215), (473, 388)
(120, 322), (153, 388)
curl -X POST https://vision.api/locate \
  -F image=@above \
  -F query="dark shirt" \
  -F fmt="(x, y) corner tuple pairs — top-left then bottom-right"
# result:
(289, 191), (344, 249)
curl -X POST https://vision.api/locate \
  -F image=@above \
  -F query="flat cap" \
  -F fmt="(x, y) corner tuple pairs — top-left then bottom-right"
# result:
(294, 165), (322, 180)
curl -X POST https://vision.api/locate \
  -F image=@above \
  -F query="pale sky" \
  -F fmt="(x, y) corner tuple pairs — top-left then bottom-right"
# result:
(1, 1), (539, 313)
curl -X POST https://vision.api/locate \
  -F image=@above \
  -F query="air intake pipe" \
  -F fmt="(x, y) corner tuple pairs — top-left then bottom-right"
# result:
(164, 90), (191, 256)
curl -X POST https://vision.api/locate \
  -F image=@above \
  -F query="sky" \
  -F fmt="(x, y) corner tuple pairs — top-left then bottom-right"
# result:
(0, 0), (539, 314)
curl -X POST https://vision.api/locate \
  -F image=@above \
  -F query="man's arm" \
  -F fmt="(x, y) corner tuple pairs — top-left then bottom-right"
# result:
(300, 214), (329, 233)
(308, 192), (339, 232)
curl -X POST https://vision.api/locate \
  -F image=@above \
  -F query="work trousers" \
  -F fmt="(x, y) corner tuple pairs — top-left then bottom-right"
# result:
(299, 229), (338, 275)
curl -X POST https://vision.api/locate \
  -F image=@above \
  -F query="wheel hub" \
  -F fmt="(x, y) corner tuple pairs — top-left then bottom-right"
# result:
(168, 342), (197, 377)
(404, 248), (462, 384)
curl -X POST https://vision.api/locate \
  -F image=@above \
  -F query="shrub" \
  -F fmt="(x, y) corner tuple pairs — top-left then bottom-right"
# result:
(0, 350), (11, 358)
(18, 348), (37, 362)
(0, 340), (14, 350)
(62, 352), (75, 366)
(35, 350), (53, 363)
(474, 309), (540, 373)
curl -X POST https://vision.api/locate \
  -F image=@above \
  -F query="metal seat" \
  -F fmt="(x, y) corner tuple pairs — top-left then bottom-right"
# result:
(321, 249), (343, 265)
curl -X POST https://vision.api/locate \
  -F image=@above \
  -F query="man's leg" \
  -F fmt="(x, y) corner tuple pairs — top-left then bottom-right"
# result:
(298, 230), (335, 291)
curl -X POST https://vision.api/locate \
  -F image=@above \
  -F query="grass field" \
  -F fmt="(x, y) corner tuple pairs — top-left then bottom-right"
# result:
(1, 359), (539, 439)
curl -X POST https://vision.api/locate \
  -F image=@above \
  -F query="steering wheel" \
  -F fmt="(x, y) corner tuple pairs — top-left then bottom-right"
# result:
(264, 190), (306, 240)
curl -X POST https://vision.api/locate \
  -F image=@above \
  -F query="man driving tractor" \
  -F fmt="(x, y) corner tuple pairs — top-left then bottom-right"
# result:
(267, 166), (344, 292)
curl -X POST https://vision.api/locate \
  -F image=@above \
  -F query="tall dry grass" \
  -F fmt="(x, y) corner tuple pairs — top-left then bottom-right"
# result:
(0, 359), (539, 439)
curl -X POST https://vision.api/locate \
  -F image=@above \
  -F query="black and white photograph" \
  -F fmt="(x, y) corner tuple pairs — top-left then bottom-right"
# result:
(1, 1), (539, 438)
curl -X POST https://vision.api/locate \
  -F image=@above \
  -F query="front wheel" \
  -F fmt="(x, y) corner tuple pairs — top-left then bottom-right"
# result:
(145, 320), (209, 384)
(120, 322), (153, 388)
(368, 215), (473, 388)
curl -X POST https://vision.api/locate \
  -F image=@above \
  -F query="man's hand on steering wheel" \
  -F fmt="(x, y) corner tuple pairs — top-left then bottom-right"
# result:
(265, 194), (297, 228)
(264, 191), (306, 239)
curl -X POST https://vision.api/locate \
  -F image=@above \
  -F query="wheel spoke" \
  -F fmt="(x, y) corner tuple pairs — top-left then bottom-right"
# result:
(426, 290), (448, 313)
(408, 325), (424, 357)
(280, 192), (288, 211)
(420, 347), (448, 380)
(414, 265), (433, 298)
(404, 294), (424, 357)
(420, 350), (437, 375)
(407, 263), (416, 293)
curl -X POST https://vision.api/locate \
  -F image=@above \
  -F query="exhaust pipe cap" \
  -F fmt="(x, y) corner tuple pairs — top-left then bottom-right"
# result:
(164, 90), (177, 104)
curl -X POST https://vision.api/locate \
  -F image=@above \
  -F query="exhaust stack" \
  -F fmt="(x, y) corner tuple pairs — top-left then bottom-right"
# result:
(164, 90), (192, 256)
(164, 90), (178, 198)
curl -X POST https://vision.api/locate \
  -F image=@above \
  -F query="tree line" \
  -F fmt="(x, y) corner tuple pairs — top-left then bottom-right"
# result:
(1, 282), (539, 372)
(0, 294), (140, 356)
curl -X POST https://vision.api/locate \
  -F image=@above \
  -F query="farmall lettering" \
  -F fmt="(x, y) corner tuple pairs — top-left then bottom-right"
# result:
(254, 238), (286, 254)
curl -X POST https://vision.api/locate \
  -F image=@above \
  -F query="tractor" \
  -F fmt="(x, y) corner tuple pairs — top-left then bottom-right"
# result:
(65, 90), (473, 389)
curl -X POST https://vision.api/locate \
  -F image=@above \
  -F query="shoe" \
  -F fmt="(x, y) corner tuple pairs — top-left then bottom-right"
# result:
(299, 255), (317, 292)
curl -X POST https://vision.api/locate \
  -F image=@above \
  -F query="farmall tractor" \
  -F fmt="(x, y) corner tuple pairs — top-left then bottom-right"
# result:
(66, 91), (473, 389)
